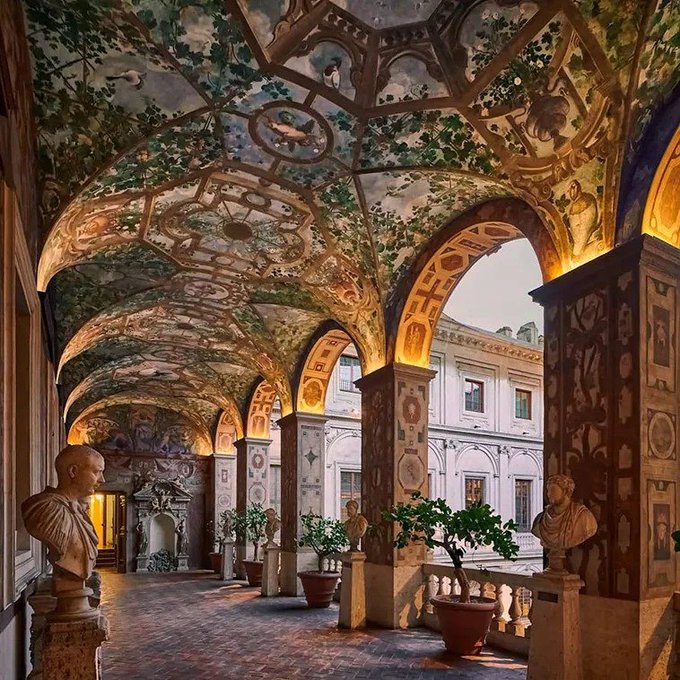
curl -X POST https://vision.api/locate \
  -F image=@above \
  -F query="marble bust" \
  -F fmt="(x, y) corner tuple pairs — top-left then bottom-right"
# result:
(264, 507), (280, 546)
(21, 445), (105, 581)
(531, 474), (597, 553)
(344, 500), (368, 552)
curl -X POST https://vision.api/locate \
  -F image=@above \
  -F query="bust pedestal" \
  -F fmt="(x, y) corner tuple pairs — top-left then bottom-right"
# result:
(220, 540), (234, 581)
(527, 571), (584, 680)
(338, 551), (366, 629)
(42, 610), (110, 680)
(261, 543), (280, 597)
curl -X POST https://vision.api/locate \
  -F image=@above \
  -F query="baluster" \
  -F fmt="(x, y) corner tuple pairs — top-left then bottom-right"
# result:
(508, 586), (526, 636)
(492, 583), (508, 632)
(441, 575), (451, 597)
(481, 580), (495, 602)
(424, 575), (438, 614)
(526, 589), (534, 638)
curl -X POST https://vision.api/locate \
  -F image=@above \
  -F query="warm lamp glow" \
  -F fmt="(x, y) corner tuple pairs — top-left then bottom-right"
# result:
(642, 125), (680, 247)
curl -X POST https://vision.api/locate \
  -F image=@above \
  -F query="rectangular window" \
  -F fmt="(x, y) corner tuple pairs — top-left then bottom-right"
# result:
(340, 471), (361, 519)
(515, 479), (532, 532)
(269, 464), (281, 516)
(515, 389), (532, 420)
(464, 379), (484, 413)
(465, 477), (485, 508)
(339, 355), (361, 392)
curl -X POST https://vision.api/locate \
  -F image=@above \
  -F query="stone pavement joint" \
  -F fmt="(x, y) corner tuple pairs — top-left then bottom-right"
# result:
(100, 570), (527, 680)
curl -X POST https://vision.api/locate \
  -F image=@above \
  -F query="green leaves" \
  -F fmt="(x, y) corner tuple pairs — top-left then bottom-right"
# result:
(232, 503), (268, 551)
(382, 491), (519, 570)
(297, 513), (348, 572)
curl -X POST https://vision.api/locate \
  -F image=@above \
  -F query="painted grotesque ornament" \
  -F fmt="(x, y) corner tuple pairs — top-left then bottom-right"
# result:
(22, 445), (105, 582)
(531, 473), (597, 572)
(567, 180), (600, 256)
(525, 93), (570, 149)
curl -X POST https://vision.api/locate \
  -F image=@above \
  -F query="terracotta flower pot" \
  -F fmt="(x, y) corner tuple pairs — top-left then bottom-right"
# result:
(243, 559), (263, 587)
(298, 571), (340, 608)
(431, 595), (496, 656)
(208, 552), (222, 574)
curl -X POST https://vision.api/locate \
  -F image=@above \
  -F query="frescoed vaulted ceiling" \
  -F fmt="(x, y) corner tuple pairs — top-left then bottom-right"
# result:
(25, 0), (679, 444)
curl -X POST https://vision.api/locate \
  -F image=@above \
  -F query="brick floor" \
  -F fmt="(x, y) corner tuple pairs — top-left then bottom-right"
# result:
(100, 570), (528, 679)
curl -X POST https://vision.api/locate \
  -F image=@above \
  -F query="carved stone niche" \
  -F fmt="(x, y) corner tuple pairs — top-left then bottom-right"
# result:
(132, 477), (192, 573)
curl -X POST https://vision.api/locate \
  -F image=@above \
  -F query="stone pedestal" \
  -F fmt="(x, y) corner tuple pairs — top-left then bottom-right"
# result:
(278, 413), (326, 596)
(356, 363), (436, 628)
(527, 572), (584, 680)
(338, 552), (366, 629)
(220, 541), (234, 581)
(28, 577), (57, 680)
(42, 610), (110, 680)
(261, 544), (280, 597)
(235, 437), (271, 579)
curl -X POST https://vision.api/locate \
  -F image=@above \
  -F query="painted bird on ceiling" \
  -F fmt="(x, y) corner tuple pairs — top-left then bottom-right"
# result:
(262, 111), (322, 153)
(106, 69), (146, 89)
(322, 57), (342, 89)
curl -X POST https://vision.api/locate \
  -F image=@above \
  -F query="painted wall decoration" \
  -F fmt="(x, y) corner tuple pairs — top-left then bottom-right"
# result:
(71, 403), (213, 456)
(23, 0), (679, 428)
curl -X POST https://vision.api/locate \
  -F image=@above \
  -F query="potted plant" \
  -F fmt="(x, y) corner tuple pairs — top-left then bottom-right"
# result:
(296, 512), (348, 608)
(233, 503), (267, 587)
(383, 491), (519, 655)
(207, 509), (236, 573)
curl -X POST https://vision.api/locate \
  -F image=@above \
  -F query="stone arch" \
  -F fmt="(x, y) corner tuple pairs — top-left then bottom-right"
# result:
(642, 123), (680, 248)
(246, 380), (278, 439)
(214, 404), (244, 454)
(294, 325), (353, 415)
(389, 198), (561, 368)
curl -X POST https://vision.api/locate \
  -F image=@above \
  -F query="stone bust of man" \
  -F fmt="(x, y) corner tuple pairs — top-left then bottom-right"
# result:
(264, 507), (281, 546)
(22, 445), (105, 581)
(531, 473), (597, 550)
(344, 500), (368, 552)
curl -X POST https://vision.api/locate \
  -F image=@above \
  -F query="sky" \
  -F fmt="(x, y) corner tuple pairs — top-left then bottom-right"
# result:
(443, 239), (544, 334)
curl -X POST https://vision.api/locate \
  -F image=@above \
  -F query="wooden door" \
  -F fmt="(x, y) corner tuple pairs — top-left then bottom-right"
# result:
(115, 493), (127, 573)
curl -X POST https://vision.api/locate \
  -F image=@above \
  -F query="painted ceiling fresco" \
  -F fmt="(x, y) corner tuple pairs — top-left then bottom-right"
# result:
(69, 403), (214, 456)
(26, 0), (679, 443)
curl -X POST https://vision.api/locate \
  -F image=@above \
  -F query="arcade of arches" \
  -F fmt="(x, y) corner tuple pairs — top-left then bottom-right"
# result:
(0, 0), (679, 678)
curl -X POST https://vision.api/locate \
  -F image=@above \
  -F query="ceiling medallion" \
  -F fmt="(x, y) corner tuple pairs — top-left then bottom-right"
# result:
(250, 102), (333, 164)
(222, 220), (253, 241)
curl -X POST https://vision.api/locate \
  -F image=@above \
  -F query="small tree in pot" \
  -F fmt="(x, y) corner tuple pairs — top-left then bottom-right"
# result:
(383, 491), (519, 655)
(296, 512), (348, 608)
(233, 503), (268, 587)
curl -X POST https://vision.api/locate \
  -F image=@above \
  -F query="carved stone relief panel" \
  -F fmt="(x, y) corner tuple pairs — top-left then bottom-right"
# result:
(645, 276), (676, 393)
(646, 480), (676, 590)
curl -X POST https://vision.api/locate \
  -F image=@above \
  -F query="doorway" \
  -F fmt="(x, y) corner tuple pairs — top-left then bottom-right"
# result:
(89, 491), (127, 572)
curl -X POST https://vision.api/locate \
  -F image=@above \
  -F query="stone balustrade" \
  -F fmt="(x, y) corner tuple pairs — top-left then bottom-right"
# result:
(422, 562), (534, 656)
(324, 553), (344, 602)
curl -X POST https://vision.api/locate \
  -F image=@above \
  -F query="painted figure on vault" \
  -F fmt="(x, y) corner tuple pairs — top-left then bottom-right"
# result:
(263, 111), (323, 153)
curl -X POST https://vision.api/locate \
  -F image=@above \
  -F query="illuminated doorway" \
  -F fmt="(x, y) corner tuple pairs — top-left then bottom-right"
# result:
(89, 491), (127, 572)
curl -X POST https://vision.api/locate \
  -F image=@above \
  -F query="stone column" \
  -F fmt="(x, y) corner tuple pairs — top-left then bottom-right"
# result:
(235, 437), (271, 576)
(209, 453), (236, 528)
(532, 235), (680, 680)
(278, 413), (326, 595)
(355, 363), (436, 629)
